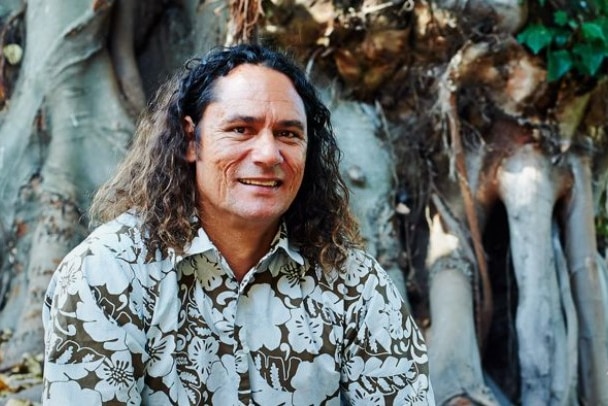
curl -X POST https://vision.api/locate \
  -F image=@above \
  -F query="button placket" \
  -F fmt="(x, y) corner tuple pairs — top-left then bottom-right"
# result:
(234, 275), (253, 405)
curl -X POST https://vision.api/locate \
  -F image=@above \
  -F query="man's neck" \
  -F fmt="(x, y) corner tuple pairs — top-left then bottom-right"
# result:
(200, 216), (279, 281)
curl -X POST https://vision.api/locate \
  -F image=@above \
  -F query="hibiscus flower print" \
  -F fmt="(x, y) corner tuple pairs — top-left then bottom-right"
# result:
(188, 336), (219, 379)
(343, 357), (364, 382)
(57, 261), (81, 295)
(236, 284), (289, 351)
(345, 386), (386, 406)
(94, 352), (136, 402)
(146, 326), (176, 378)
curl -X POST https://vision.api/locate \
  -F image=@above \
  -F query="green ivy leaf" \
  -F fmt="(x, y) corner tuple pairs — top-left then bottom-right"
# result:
(517, 24), (553, 54)
(553, 28), (571, 47)
(547, 49), (573, 81)
(601, 16), (608, 39)
(581, 21), (607, 43)
(572, 42), (607, 76)
(590, 0), (608, 14)
(554, 10), (569, 26)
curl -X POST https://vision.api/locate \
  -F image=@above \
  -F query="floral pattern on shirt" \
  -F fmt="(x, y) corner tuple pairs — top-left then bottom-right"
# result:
(43, 212), (434, 405)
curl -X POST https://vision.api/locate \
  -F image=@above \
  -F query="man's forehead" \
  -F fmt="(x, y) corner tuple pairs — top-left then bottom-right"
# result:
(208, 65), (306, 118)
(216, 64), (298, 95)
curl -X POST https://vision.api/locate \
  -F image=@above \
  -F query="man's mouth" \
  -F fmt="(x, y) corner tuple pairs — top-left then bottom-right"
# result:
(239, 179), (281, 187)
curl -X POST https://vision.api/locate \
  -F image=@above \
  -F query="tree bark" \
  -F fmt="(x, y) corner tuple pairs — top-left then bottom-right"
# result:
(0, 0), (133, 367)
(328, 94), (408, 301)
(496, 144), (570, 404)
(562, 154), (608, 405)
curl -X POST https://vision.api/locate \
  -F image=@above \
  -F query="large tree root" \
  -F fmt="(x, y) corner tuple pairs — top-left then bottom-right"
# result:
(561, 154), (608, 405)
(428, 134), (608, 405)
(427, 209), (498, 405)
(496, 144), (572, 404)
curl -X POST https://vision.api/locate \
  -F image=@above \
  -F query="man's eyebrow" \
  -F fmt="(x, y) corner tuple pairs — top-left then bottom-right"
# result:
(223, 115), (305, 130)
(278, 120), (306, 131)
(223, 114), (258, 124)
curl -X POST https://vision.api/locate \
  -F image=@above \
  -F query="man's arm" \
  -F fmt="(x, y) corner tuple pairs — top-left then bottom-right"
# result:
(42, 241), (147, 405)
(339, 254), (435, 405)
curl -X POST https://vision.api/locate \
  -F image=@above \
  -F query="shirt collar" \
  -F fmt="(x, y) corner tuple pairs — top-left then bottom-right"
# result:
(174, 220), (304, 266)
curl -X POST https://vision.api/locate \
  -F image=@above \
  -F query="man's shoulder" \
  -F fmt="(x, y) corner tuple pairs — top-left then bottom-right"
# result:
(342, 248), (381, 270)
(62, 212), (152, 267)
(87, 212), (145, 245)
(335, 248), (397, 286)
(53, 212), (170, 288)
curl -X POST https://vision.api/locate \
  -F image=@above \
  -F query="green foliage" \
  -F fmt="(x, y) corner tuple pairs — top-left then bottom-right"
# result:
(597, 190), (608, 248)
(598, 215), (608, 240)
(517, 0), (608, 81)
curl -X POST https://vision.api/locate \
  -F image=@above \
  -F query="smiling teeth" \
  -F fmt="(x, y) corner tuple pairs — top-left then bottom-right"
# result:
(240, 179), (279, 187)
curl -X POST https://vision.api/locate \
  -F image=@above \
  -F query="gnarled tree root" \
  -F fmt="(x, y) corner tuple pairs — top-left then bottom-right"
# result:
(496, 144), (572, 405)
(561, 154), (608, 405)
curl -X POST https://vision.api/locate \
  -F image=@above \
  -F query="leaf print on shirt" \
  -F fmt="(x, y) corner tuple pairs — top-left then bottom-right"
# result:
(109, 224), (144, 264)
(52, 339), (104, 366)
(394, 374), (432, 405)
(386, 306), (404, 340)
(290, 354), (339, 405)
(285, 305), (324, 353)
(363, 356), (414, 377)
(237, 284), (290, 351)
(190, 278), (236, 342)
(349, 357), (420, 400)
(403, 316), (430, 364)
(361, 299), (404, 354)
(47, 381), (103, 404)
(252, 352), (301, 392)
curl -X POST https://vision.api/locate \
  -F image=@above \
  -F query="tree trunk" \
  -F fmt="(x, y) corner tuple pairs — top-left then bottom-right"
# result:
(0, 0), (133, 368)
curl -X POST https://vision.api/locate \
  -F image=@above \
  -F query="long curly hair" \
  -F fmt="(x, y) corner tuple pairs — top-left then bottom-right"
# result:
(90, 44), (362, 271)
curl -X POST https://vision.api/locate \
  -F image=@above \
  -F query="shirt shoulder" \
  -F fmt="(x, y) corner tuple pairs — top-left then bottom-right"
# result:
(48, 212), (172, 310)
(326, 248), (409, 314)
(45, 213), (177, 337)
(337, 248), (393, 284)
(67, 212), (163, 265)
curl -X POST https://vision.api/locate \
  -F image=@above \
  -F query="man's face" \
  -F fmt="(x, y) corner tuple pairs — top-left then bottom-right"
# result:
(185, 64), (308, 231)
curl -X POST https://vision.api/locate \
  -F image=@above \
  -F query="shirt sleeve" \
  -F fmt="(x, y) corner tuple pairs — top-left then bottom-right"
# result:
(42, 240), (148, 405)
(339, 253), (436, 405)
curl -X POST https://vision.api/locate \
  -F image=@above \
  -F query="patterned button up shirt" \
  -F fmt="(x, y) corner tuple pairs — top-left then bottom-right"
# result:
(43, 212), (434, 405)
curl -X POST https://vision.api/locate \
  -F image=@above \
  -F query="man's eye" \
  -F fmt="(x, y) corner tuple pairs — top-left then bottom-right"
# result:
(232, 127), (247, 134)
(278, 130), (299, 138)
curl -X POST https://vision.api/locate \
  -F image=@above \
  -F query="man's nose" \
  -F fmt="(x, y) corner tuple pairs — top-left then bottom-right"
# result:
(252, 131), (283, 166)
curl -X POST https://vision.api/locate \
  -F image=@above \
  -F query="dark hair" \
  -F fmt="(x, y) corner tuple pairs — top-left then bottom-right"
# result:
(90, 44), (361, 270)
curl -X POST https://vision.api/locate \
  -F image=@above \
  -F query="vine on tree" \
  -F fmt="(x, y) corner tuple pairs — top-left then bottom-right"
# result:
(517, 0), (608, 81)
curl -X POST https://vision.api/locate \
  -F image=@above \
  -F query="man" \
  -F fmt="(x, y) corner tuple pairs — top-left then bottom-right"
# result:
(42, 44), (434, 405)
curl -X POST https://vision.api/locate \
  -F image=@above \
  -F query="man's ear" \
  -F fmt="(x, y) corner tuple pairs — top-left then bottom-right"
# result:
(183, 116), (197, 162)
